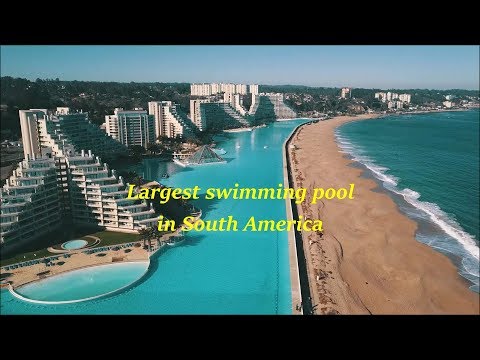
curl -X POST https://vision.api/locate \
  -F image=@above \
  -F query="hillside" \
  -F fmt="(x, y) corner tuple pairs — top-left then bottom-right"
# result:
(0, 77), (191, 140)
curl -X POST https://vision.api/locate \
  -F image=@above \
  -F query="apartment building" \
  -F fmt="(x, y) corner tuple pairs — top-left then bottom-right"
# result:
(148, 101), (195, 139)
(105, 108), (156, 147)
(1, 107), (159, 246)
(1, 156), (61, 245)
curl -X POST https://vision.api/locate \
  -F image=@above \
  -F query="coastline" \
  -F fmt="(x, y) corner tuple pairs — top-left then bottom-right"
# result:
(288, 114), (479, 314)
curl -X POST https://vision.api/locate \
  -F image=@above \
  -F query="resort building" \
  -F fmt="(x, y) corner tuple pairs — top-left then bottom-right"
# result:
(234, 84), (248, 95)
(66, 151), (158, 231)
(262, 93), (297, 119)
(1, 156), (61, 245)
(147, 101), (196, 139)
(189, 99), (209, 131)
(20, 107), (127, 162)
(341, 87), (351, 99)
(196, 102), (250, 131)
(443, 101), (453, 108)
(19, 109), (46, 160)
(190, 83), (259, 96)
(224, 93), (248, 116)
(1, 107), (160, 246)
(375, 92), (387, 102)
(250, 95), (277, 124)
(249, 84), (259, 95)
(376, 92), (411, 104)
(105, 108), (156, 148)
(399, 93), (412, 103)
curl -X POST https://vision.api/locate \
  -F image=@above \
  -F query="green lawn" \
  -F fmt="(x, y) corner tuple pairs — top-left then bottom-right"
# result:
(81, 231), (141, 247)
(0, 248), (54, 267)
(1, 229), (142, 267)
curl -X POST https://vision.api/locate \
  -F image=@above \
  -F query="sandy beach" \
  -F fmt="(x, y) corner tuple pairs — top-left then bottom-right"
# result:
(288, 114), (479, 314)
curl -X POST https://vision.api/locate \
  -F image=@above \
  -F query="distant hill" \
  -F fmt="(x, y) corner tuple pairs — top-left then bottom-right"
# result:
(1, 77), (478, 140)
(0, 77), (191, 140)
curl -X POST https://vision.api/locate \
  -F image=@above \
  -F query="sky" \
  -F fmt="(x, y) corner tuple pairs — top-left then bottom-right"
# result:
(1, 46), (479, 89)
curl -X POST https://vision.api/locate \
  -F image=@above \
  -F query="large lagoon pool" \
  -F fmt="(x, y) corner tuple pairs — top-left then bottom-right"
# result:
(0, 120), (308, 314)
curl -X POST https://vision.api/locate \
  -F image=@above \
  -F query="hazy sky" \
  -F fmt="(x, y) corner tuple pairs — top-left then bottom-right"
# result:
(1, 45), (479, 89)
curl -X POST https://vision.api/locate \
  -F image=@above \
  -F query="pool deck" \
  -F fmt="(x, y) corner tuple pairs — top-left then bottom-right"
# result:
(1, 245), (149, 288)
(283, 125), (304, 315)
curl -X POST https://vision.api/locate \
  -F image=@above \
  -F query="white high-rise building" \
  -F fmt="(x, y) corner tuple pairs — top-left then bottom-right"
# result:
(375, 92), (387, 102)
(341, 87), (351, 99)
(19, 110), (46, 159)
(1, 108), (159, 245)
(1, 156), (61, 245)
(399, 93), (412, 103)
(20, 107), (127, 162)
(191, 83), (258, 96)
(105, 109), (156, 148)
(190, 83), (212, 96)
(221, 83), (236, 94)
(396, 101), (404, 109)
(189, 99), (210, 131)
(148, 101), (195, 139)
(210, 83), (221, 94)
(235, 84), (247, 95)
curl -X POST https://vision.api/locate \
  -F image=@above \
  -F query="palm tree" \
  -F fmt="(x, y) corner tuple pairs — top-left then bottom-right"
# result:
(139, 228), (151, 250)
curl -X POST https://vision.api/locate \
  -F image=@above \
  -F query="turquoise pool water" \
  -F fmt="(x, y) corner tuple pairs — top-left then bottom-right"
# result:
(0, 119), (308, 314)
(13, 262), (149, 303)
(62, 239), (88, 250)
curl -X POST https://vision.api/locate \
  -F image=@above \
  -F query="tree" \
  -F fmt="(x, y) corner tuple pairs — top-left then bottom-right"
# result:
(147, 142), (161, 154)
(139, 227), (150, 249)
(128, 145), (146, 155)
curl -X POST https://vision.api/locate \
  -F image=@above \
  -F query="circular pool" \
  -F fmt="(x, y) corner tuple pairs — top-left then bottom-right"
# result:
(62, 239), (88, 250)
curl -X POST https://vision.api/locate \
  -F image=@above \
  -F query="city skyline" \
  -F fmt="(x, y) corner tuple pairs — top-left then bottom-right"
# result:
(1, 45), (479, 90)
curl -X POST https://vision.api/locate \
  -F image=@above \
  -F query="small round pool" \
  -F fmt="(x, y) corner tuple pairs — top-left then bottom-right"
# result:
(62, 239), (88, 250)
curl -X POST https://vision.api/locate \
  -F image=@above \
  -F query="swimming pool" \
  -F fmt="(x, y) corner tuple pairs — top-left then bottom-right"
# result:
(11, 261), (149, 304)
(62, 239), (88, 250)
(1, 120), (308, 314)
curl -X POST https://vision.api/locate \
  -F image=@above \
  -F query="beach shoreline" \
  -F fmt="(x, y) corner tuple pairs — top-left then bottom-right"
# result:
(287, 114), (479, 314)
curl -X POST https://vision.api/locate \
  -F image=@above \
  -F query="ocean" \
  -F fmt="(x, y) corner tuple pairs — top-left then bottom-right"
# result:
(336, 110), (480, 292)
(0, 119), (308, 314)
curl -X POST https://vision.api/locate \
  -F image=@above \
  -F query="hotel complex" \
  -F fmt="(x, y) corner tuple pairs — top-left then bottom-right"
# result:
(374, 91), (412, 110)
(1, 82), (297, 247)
(189, 82), (296, 131)
(1, 107), (159, 246)
(190, 83), (259, 96)
(341, 87), (351, 99)
(147, 101), (196, 139)
(105, 108), (156, 147)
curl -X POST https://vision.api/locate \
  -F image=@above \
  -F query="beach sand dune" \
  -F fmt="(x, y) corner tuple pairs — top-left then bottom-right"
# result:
(289, 115), (479, 314)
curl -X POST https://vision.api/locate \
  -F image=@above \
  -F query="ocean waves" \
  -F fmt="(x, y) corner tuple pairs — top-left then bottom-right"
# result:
(335, 130), (480, 292)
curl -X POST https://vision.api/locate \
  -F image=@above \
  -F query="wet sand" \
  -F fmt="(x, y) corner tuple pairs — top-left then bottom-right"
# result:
(288, 114), (479, 314)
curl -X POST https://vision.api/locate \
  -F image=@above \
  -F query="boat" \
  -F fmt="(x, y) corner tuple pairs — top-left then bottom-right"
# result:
(173, 157), (187, 167)
(161, 173), (169, 179)
(213, 148), (227, 155)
